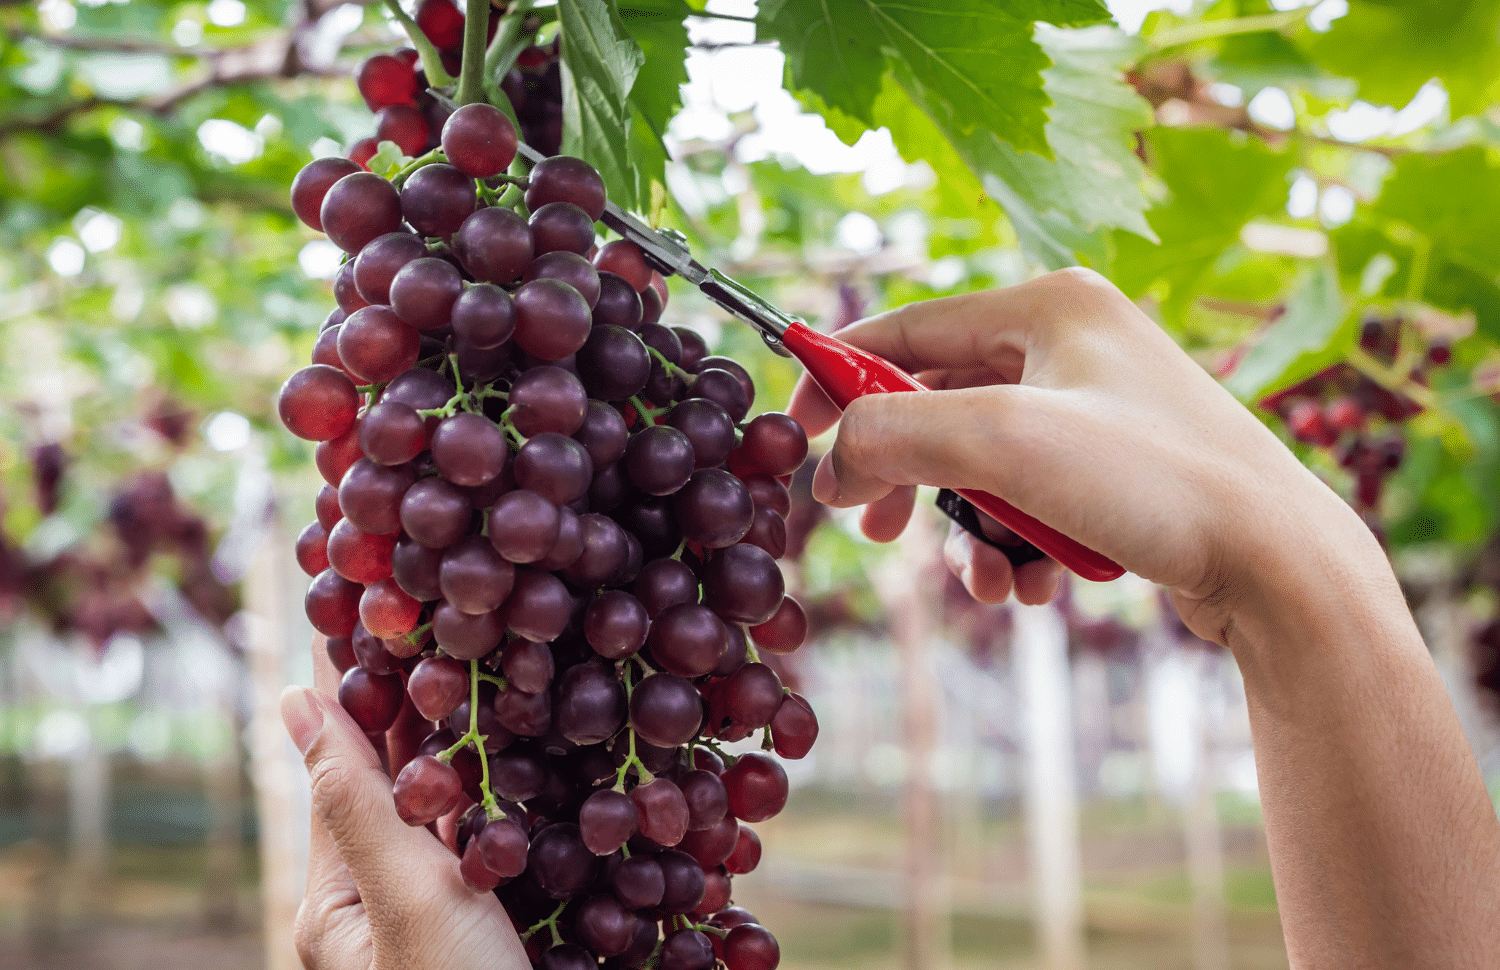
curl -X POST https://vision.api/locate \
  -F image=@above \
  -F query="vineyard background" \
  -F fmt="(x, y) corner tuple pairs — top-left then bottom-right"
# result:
(3, 0), (1500, 968)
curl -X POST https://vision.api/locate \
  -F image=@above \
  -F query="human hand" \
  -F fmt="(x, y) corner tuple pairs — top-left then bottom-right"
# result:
(281, 637), (527, 970)
(788, 268), (1377, 641)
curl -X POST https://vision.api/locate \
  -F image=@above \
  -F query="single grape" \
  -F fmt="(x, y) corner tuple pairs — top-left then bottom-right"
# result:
(712, 622), (749, 677)
(334, 260), (369, 314)
(311, 325), (348, 376)
(493, 682), (551, 736)
(702, 543), (784, 625)
(359, 400), (428, 465)
(720, 752), (789, 822)
(354, 232), (427, 306)
(554, 662), (626, 745)
(525, 156), (606, 220)
(527, 822), (600, 899)
(722, 663), (783, 729)
(392, 754), (463, 826)
(390, 257), (464, 330)
(560, 513), (627, 588)
(408, 655), (469, 720)
(500, 638), (554, 694)
(538, 943), (594, 970)
(512, 278), (592, 361)
(640, 282), (664, 327)
(348, 137), (378, 170)
(476, 815), (531, 878)
(589, 240), (650, 294)
(612, 854), (665, 910)
(656, 849), (707, 914)
(321, 172), (403, 254)
(631, 779), (690, 849)
(678, 770), (730, 832)
(742, 505), (787, 560)
(440, 534), (517, 614)
(750, 595), (806, 655)
(401, 163), (476, 238)
(431, 412), (509, 487)
(647, 603), (728, 677)
(628, 673), (703, 747)
(338, 666), (405, 733)
(509, 366), (588, 437)
(296, 520), (331, 577)
(391, 536), (443, 601)
(524, 251), (601, 307)
(575, 325), (650, 402)
(514, 433), (593, 506)
(770, 691), (817, 760)
(415, 0), (464, 47)
(659, 929), (715, 970)
(326, 635), (356, 672)
(721, 923), (779, 970)
(695, 356), (754, 403)
(449, 282), (516, 350)
(624, 426), (695, 496)
(666, 399), (736, 469)
(489, 746), (547, 802)
(615, 497), (681, 560)
(374, 104), (428, 156)
(441, 103), (518, 178)
(533, 506), (585, 571)
(529, 201), (596, 256)
(487, 490), (562, 564)
(399, 477), (472, 549)
(454, 336), (513, 385)
(278, 365), (359, 442)
(359, 577), (422, 638)
(338, 306), (420, 384)
(593, 272), (643, 330)
(433, 599), (507, 660)
(459, 835), (506, 893)
(678, 814), (737, 869)
(318, 423), (365, 489)
(306, 568), (363, 638)
(572, 400), (629, 467)
(579, 789), (640, 856)
(356, 53), (417, 112)
(587, 462), (629, 515)
(711, 906), (760, 931)
(384, 366), (453, 433)
(674, 327), (708, 372)
(503, 568), (573, 642)
(315, 483), (342, 530)
(339, 458), (416, 536)
(454, 207), (533, 284)
(675, 469), (754, 549)
(743, 474), (791, 517)
(326, 518), (396, 584)
(633, 558), (697, 618)
(292, 157), (362, 231)
(736, 412), (808, 477)
(584, 590), (649, 660)
(689, 368), (750, 423)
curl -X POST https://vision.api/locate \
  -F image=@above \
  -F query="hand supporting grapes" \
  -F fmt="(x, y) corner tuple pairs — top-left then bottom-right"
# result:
(790, 268), (1500, 966)
(282, 636), (528, 970)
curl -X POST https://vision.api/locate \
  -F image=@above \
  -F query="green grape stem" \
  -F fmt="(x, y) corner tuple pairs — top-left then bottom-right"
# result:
(647, 345), (693, 383)
(455, 0), (492, 106)
(381, 0), (455, 87)
(436, 659), (503, 820)
(520, 899), (569, 946)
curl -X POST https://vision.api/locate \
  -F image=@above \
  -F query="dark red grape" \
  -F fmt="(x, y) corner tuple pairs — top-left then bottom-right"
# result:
(338, 666), (404, 733)
(666, 399), (735, 469)
(454, 207), (533, 284)
(770, 691), (817, 760)
(317, 422), (365, 488)
(315, 483), (342, 530)
(624, 426), (694, 496)
(633, 558), (697, 618)
(612, 854), (665, 910)
(296, 520), (331, 577)
(533, 506), (585, 571)
(415, 0), (464, 48)
(476, 815), (531, 878)
(431, 412), (509, 487)
(455, 337), (512, 384)
(359, 577), (422, 637)
(334, 260), (369, 314)
(593, 272), (642, 330)
(306, 568), (363, 638)
(390, 257), (463, 330)
(326, 635), (356, 672)
(450, 282), (516, 350)
(392, 754), (463, 826)
(631, 779), (690, 848)
(615, 497), (681, 560)
(375, 104), (428, 156)
(554, 663), (626, 745)
(392, 536), (443, 601)
(514, 433), (593, 506)
(278, 365), (359, 441)
(500, 638), (554, 694)
(742, 505), (787, 559)
(673, 327), (708, 371)
(321, 172), (403, 254)
(591, 239), (650, 292)
(529, 201), (596, 256)
(702, 544), (784, 625)
(539, 943), (595, 970)
(504, 568), (573, 642)
(359, 400), (428, 465)
(723, 923), (779, 970)
(736, 412), (808, 477)
(579, 789), (639, 855)
(489, 746), (547, 801)
(460, 837), (505, 892)
(722, 662), (783, 729)
(385, 366), (453, 432)
(399, 477), (472, 549)
(433, 599), (507, 660)
(712, 622), (749, 677)
(527, 822), (600, 899)
(678, 770), (730, 832)
(524, 251), (601, 307)
(493, 683), (551, 736)
(525, 156), (606, 220)
(584, 590), (649, 659)
(353, 232), (426, 305)
(640, 282), (664, 326)
(628, 673), (702, 747)
(660, 929), (715, 970)
(338, 306), (420, 384)
(656, 849), (706, 914)
(647, 603), (728, 677)
(408, 655), (469, 720)
(721, 752), (788, 822)
(401, 163), (476, 238)
(440, 534), (517, 614)
(744, 474), (791, 517)
(339, 458), (416, 536)
(560, 513), (627, 588)
(573, 401), (629, 468)
(487, 490), (562, 563)
(312, 325), (348, 375)
(509, 366), (588, 436)
(575, 325), (650, 401)
(356, 53), (418, 111)
(326, 517), (396, 584)
(513, 278), (592, 361)
(689, 368), (750, 423)
(442, 103), (518, 178)
(348, 137), (378, 170)
(679, 814), (737, 869)
(674, 469), (754, 549)
(292, 157), (362, 231)
(750, 595), (806, 655)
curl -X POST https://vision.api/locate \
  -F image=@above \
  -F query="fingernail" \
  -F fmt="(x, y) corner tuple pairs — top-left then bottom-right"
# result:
(811, 455), (841, 504)
(281, 686), (324, 755)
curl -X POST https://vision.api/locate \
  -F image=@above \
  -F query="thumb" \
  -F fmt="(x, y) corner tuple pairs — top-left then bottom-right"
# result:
(282, 686), (446, 903)
(814, 384), (1055, 508)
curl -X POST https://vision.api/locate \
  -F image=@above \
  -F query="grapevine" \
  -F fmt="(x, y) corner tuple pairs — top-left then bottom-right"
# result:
(280, 5), (812, 967)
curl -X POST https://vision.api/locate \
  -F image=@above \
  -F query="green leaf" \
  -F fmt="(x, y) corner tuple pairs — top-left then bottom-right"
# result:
(1309, 0), (1500, 116)
(758, 0), (1109, 155)
(1112, 127), (1294, 304)
(558, 0), (645, 210)
(1222, 262), (1347, 400)
(367, 139), (407, 178)
(617, 0), (690, 205)
(1374, 146), (1500, 273)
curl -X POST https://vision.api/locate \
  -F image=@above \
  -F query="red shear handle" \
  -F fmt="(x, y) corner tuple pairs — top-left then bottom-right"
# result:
(781, 321), (1125, 583)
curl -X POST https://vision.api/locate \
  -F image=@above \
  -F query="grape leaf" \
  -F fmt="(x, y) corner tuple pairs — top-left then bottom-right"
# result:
(1374, 146), (1500, 272)
(1309, 0), (1500, 117)
(1222, 261), (1347, 401)
(1112, 128), (1293, 304)
(558, 0), (645, 210)
(617, 0), (690, 207)
(757, 0), (1110, 155)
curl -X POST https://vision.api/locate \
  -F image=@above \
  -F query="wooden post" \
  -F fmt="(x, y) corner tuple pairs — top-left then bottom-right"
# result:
(1014, 601), (1084, 970)
(869, 513), (950, 970)
(245, 518), (303, 970)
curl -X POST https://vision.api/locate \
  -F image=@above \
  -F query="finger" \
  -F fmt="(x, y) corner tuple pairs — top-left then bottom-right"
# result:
(282, 685), (452, 909)
(305, 636), (349, 894)
(832, 270), (1118, 375)
(915, 367), (1006, 391)
(943, 524), (1016, 604)
(1013, 557), (1064, 605)
(786, 373), (843, 440)
(859, 485), (917, 543)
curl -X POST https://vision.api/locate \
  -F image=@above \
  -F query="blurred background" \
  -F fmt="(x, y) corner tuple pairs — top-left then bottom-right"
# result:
(4, 0), (1500, 969)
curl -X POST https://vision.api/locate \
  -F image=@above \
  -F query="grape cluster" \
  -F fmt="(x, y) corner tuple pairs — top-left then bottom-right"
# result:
(1259, 314), (1447, 524)
(347, 1), (563, 170)
(283, 106), (814, 969)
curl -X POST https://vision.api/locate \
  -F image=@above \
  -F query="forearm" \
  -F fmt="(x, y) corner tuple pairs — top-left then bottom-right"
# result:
(1226, 496), (1500, 968)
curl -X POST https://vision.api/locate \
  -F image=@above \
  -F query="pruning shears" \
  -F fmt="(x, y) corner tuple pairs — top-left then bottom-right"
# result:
(514, 143), (1125, 582)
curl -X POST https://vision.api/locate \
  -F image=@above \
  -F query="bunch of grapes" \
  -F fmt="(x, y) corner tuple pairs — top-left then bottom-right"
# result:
(1258, 314), (1448, 523)
(348, 1), (562, 170)
(282, 99), (813, 969)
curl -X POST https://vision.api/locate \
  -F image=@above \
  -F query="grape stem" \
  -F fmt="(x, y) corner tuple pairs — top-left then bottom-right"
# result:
(628, 395), (669, 425)
(477, 671), (509, 689)
(455, 0), (491, 106)
(696, 923), (729, 939)
(614, 663), (654, 789)
(647, 345), (693, 383)
(400, 621), (433, 648)
(760, 725), (774, 751)
(520, 899), (568, 946)
(482, 0), (539, 102)
(700, 738), (738, 767)
(499, 410), (527, 448)
(390, 148), (445, 187)
(437, 659), (504, 820)
(381, 0), (456, 88)
(744, 636), (761, 665)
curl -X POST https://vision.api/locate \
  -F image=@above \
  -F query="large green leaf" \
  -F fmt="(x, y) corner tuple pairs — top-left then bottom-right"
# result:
(618, 0), (690, 209)
(757, 0), (1110, 155)
(558, 0), (645, 210)
(1221, 261), (1347, 400)
(1310, 0), (1500, 116)
(1374, 146), (1500, 273)
(1112, 127), (1293, 303)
